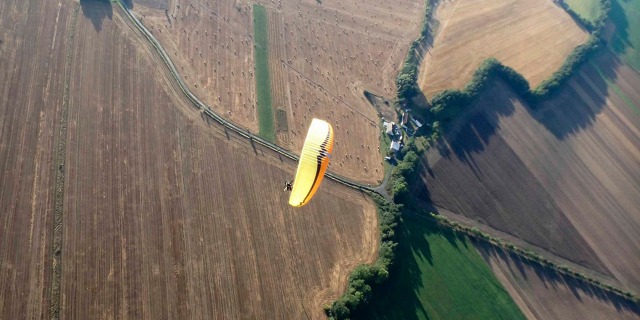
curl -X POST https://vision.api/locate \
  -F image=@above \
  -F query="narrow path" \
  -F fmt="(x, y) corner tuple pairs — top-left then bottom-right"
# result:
(50, 3), (79, 319)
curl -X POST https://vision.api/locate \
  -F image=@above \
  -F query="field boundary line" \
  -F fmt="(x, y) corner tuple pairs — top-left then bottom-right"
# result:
(50, 3), (79, 320)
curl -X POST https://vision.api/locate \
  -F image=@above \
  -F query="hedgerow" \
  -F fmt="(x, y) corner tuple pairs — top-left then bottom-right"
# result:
(324, 195), (401, 319)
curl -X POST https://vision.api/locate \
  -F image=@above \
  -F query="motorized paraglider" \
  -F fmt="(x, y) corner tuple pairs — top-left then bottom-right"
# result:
(288, 118), (334, 207)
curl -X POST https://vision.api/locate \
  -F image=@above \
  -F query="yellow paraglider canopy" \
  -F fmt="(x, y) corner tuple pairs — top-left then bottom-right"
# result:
(289, 118), (334, 207)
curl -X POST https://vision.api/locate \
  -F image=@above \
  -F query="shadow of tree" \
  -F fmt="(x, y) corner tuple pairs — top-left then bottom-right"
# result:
(477, 242), (640, 317)
(409, 52), (627, 277)
(80, 0), (113, 33)
(609, 0), (632, 56)
(357, 213), (518, 320)
(354, 216), (433, 320)
(530, 52), (622, 139)
(418, 48), (626, 193)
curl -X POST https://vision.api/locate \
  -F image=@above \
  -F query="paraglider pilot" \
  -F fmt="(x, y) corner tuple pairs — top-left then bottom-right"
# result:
(284, 180), (293, 192)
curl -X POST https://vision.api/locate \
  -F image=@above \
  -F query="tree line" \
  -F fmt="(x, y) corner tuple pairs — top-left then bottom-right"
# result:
(325, 0), (612, 318)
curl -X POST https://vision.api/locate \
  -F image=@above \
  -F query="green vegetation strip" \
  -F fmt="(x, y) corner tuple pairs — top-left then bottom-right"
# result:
(563, 0), (601, 24)
(429, 213), (640, 304)
(253, 4), (275, 142)
(363, 214), (525, 320)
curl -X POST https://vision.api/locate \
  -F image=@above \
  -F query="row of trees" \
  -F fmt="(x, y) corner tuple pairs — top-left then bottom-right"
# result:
(324, 195), (401, 319)
(430, 0), (610, 125)
(395, 0), (434, 106)
(429, 58), (529, 124)
(324, 5), (437, 317)
(429, 212), (640, 305)
(388, 136), (430, 201)
(413, 0), (611, 129)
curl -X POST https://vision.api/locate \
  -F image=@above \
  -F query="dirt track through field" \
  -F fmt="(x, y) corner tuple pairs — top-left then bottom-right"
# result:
(0, 0), (75, 318)
(418, 0), (589, 98)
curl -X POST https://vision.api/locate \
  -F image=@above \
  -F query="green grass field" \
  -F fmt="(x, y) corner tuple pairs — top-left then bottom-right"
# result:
(253, 4), (275, 142)
(609, 0), (640, 71)
(564, 0), (601, 23)
(360, 214), (525, 320)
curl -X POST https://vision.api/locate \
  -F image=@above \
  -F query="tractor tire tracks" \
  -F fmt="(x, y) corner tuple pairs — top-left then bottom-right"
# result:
(50, 3), (78, 320)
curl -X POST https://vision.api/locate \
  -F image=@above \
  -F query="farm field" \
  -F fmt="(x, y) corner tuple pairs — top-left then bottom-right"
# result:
(415, 52), (640, 294)
(563, 0), (600, 23)
(59, 3), (380, 319)
(362, 214), (525, 320)
(418, 0), (590, 98)
(132, 0), (258, 132)
(133, 0), (427, 184)
(477, 243), (640, 320)
(0, 1), (381, 319)
(0, 0), (74, 318)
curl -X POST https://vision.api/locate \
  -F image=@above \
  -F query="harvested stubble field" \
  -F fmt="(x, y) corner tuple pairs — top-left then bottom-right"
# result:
(1, 1), (380, 319)
(418, 0), (590, 98)
(477, 242), (640, 320)
(59, 3), (379, 319)
(415, 53), (640, 295)
(134, 0), (426, 184)
(0, 0), (74, 318)
(133, 0), (259, 133)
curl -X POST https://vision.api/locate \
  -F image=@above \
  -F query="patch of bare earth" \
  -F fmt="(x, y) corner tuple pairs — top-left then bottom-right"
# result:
(0, 0), (75, 318)
(417, 52), (640, 296)
(418, 0), (589, 98)
(133, 0), (426, 184)
(58, 4), (377, 319)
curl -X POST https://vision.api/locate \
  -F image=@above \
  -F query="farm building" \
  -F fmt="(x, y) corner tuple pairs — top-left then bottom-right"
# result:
(390, 140), (401, 152)
(401, 110), (410, 125)
(411, 117), (423, 128)
(384, 121), (395, 136)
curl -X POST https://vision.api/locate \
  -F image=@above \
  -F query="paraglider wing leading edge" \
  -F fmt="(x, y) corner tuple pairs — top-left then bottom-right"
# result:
(288, 119), (334, 207)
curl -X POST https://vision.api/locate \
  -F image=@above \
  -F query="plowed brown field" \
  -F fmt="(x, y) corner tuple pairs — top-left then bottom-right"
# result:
(418, 0), (590, 98)
(416, 52), (640, 294)
(477, 242), (640, 320)
(58, 4), (378, 319)
(0, 0), (75, 318)
(1, 1), (379, 319)
(133, 0), (426, 184)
